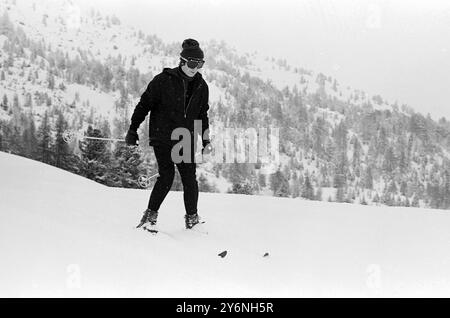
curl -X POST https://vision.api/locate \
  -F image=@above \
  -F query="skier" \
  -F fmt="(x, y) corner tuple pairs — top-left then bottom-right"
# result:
(125, 38), (213, 232)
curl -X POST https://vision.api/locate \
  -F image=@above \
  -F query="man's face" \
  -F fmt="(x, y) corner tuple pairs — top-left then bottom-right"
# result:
(180, 57), (204, 77)
(181, 63), (198, 77)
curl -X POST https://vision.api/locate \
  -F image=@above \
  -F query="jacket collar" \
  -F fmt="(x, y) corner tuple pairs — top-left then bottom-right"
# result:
(163, 67), (202, 83)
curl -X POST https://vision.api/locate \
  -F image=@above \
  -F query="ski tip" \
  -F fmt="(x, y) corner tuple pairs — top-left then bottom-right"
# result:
(136, 223), (143, 229)
(143, 227), (158, 235)
(218, 250), (227, 258)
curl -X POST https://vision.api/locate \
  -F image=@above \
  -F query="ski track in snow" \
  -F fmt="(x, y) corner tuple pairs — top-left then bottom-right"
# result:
(1, 151), (450, 297)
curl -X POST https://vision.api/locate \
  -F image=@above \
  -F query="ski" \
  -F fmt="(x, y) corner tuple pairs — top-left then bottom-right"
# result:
(138, 223), (269, 258)
(140, 226), (178, 239)
(216, 250), (270, 259)
(136, 218), (208, 239)
(142, 226), (158, 235)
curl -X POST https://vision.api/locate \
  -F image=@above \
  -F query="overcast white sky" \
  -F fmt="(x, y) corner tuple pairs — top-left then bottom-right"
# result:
(72, 0), (450, 120)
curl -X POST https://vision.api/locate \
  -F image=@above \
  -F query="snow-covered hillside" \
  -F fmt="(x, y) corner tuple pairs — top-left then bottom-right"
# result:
(0, 0), (401, 115)
(0, 0), (170, 69)
(1, 151), (450, 297)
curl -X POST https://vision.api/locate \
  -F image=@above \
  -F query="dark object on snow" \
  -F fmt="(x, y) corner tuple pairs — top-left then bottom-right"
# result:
(263, 252), (270, 258)
(218, 251), (227, 258)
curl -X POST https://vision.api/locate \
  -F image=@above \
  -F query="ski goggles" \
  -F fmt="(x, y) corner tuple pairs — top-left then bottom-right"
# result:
(180, 57), (205, 69)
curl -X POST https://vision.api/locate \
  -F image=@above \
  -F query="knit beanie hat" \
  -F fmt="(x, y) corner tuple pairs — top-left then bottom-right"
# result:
(180, 38), (204, 60)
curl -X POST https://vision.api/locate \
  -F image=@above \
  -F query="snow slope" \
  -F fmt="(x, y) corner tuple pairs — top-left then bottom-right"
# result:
(1, 151), (450, 297)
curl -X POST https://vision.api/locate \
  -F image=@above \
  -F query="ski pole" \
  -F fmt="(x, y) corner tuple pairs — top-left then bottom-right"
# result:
(138, 173), (160, 188)
(81, 136), (125, 142)
(63, 130), (126, 143)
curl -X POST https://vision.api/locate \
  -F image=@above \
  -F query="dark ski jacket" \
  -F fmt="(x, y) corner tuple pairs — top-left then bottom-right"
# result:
(129, 66), (210, 148)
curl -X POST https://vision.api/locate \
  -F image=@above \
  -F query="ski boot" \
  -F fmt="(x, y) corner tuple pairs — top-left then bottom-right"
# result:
(136, 209), (158, 233)
(185, 213), (201, 229)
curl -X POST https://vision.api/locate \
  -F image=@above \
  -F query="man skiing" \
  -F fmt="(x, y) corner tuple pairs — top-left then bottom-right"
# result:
(125, 38), (212, 232)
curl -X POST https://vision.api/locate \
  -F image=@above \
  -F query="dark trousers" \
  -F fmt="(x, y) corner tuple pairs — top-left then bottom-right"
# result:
(148, 144), (198, 215)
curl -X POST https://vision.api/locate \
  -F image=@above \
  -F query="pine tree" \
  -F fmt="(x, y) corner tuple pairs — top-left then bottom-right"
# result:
(387, 179), (397, 194)
(37, 111), (53, 164)
(24, 92), (33, 108)
(333, 160), (346, 189)
(383, 146), (395, 173)
(230, 179), (254, 195)
(312, 117), (327, 158)
(361, 196), (368, 205)
(275, 179), (290, 197)
(102, 66), (113, 91)
(324, 137), (335, 162)
(352, 137), (361, 168)
(0, 120), (13, 151)
(290, 177), (301, 198)
(46, 95), (52, 107)
(405, 198), (410, 207)
(443, 170), (450, 209)
(269, 169), (283, 194)
(336, 187), (345, 203)
(54, 112), (70, 169)
(108, 143), (144, 188)
(267, 167), (289, 197)
(427, 180), (441, 209)
(382, 191), (394, 206)
(21, 115), (38, 159)
(372, 192), (380, 204)
(367, 136), (378, 166)
(99, 119), (113, 155)
(400, 181), (407, 196)
(0, 128), (3, 151)
(79, 126), (112, 185)
(378, 126), (388, 155)
(13, 93), (19, 109)
(333, 122), (348, 189)
(315, 186), (323, 201)
(399, 149), (407, 173)
(407, 134), (414, 161)
(1, 94), (8, 111)
(411, 194), (420, 207)
(301, 175), (314, 200)
(364, 166), (374, 189)
(10, 94), (22, 127)
(6, 54), (14, 68)
(345, 189), (354, 203)
(258, 173), (266, 188)
(47, 72), (55, 90)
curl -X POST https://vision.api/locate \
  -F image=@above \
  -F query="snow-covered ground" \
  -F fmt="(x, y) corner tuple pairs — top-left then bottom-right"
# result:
(1, 151), (450, 297)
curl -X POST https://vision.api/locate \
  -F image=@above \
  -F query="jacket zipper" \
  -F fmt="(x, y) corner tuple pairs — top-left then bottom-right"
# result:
(183, 80), (187, 118)
(183, 81), (202, 119)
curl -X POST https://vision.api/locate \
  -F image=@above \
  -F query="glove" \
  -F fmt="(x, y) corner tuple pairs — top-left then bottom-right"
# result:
(202, 142), (213, 155)
(125, 129), (139, 146)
